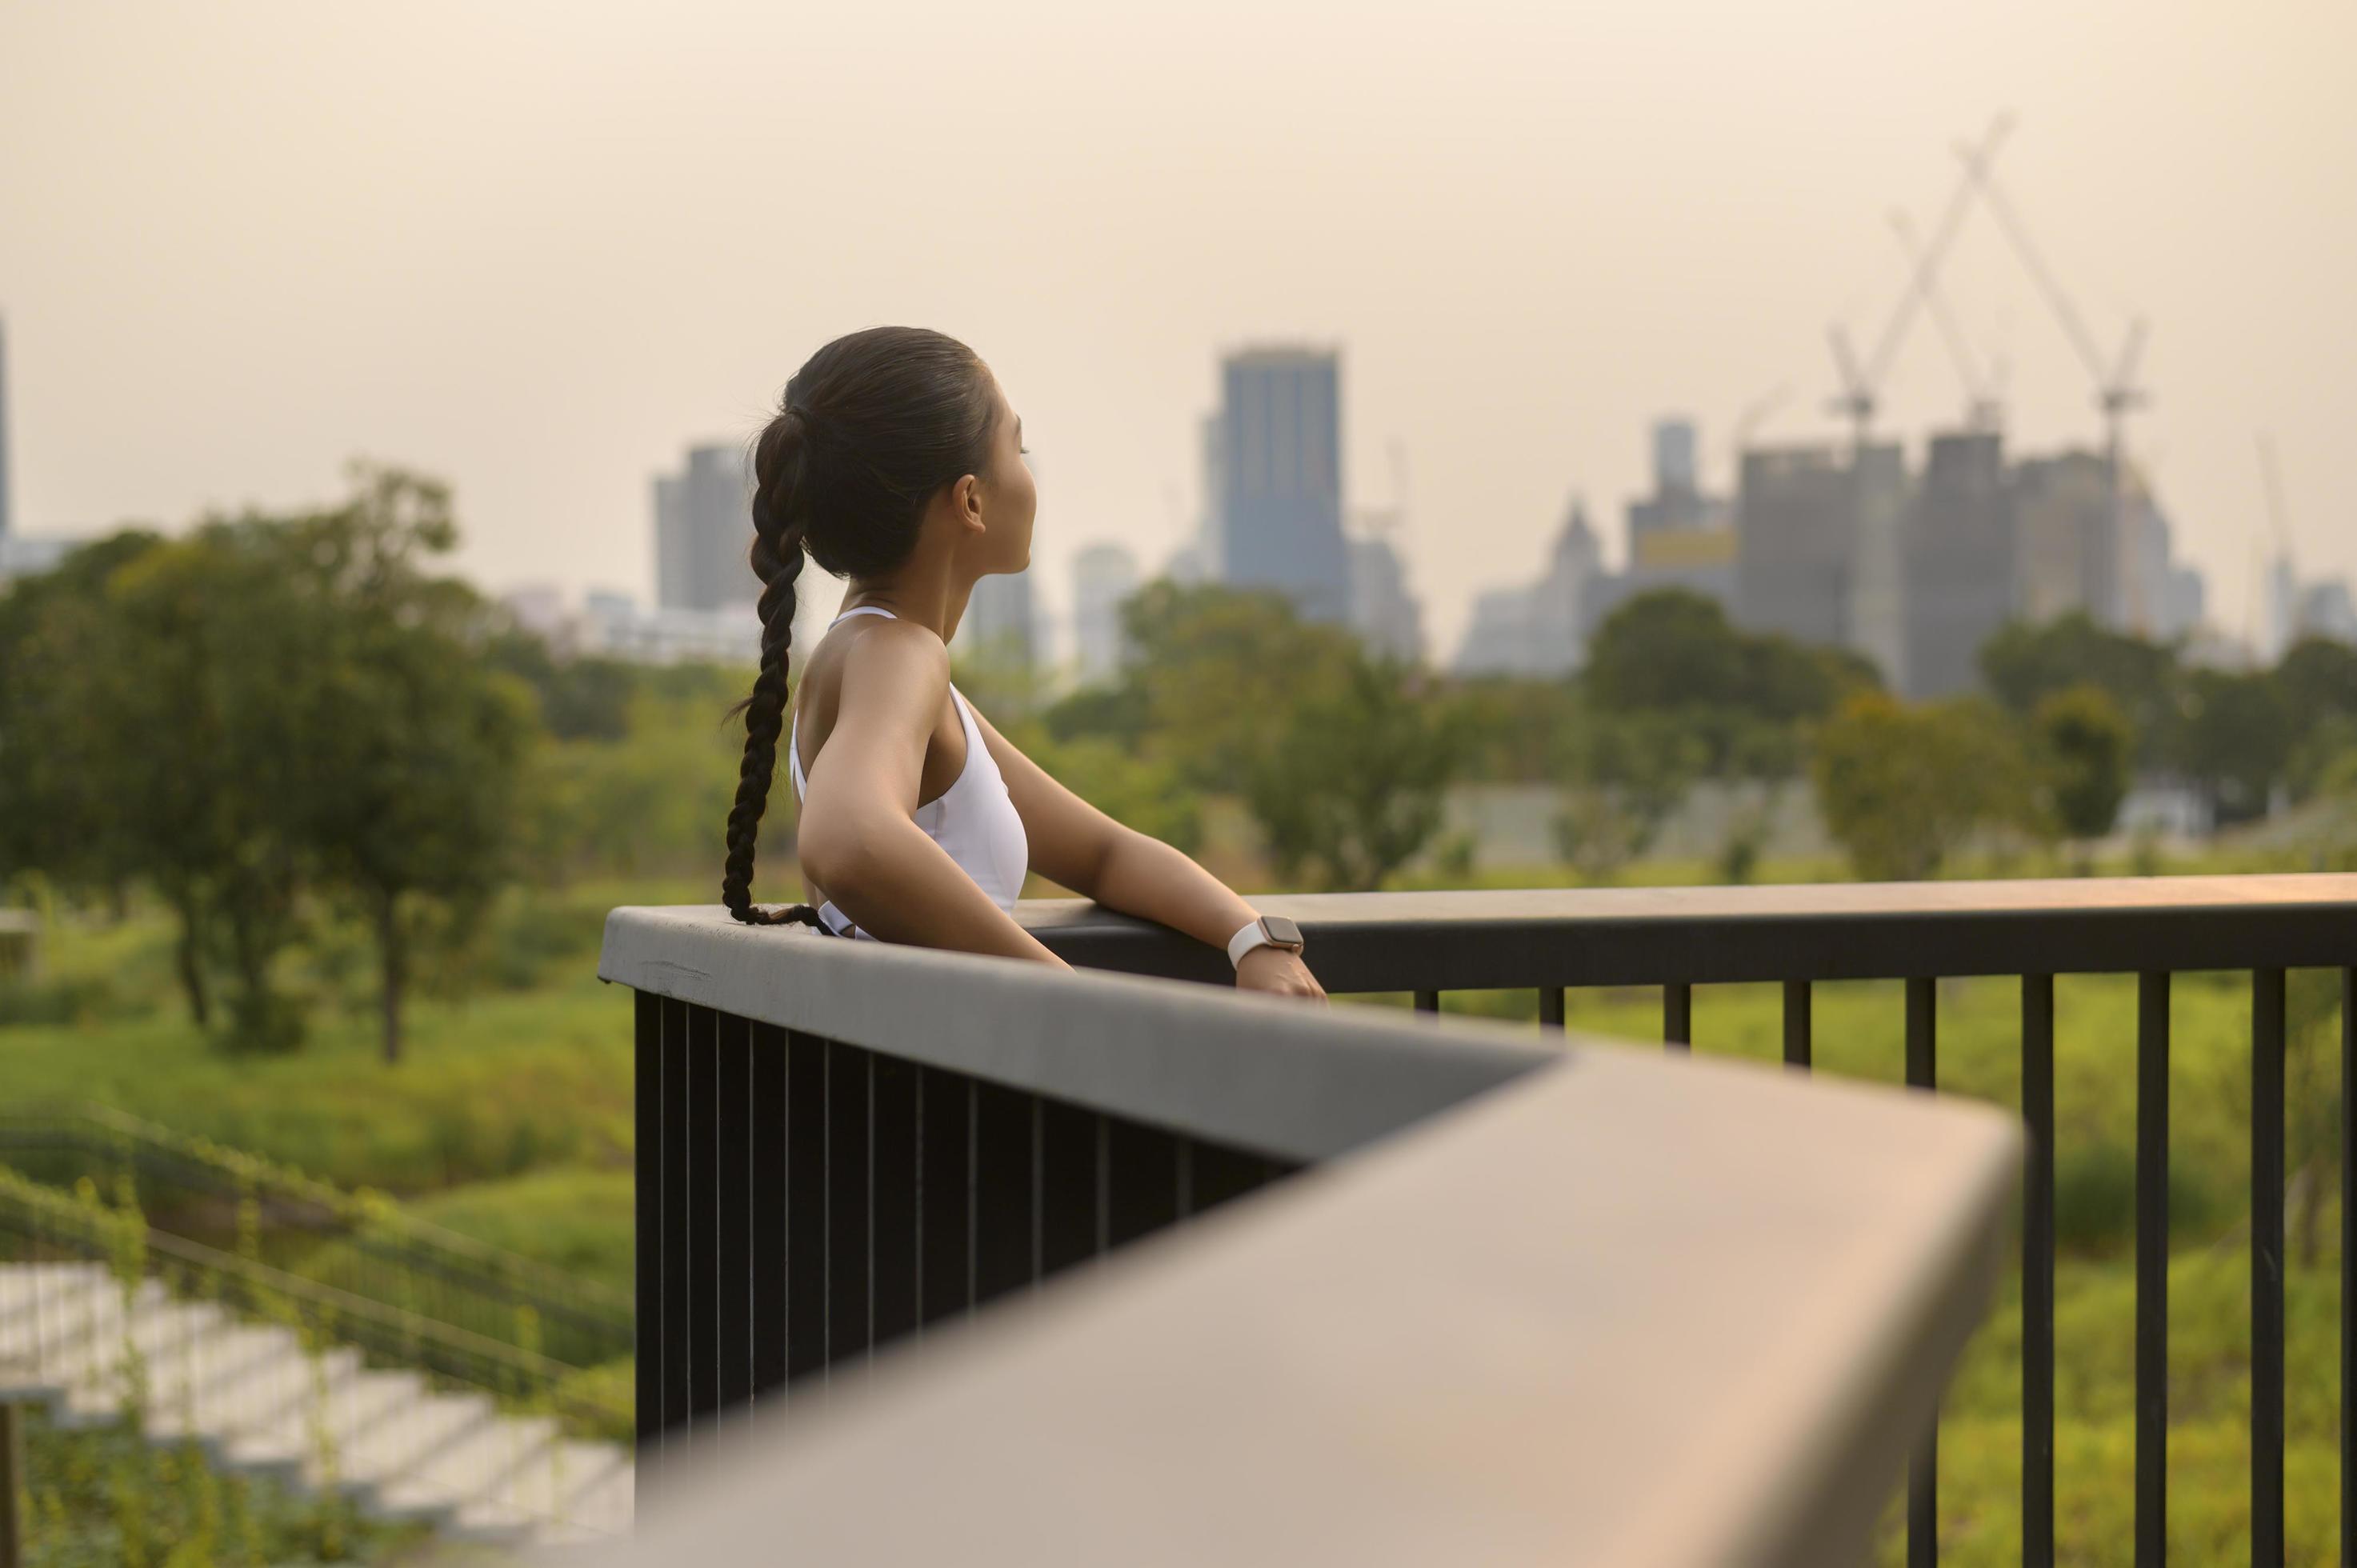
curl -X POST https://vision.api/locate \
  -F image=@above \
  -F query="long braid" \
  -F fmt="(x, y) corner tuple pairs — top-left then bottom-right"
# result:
(722, 410), (827, 928)
(713, 326), (998, 933)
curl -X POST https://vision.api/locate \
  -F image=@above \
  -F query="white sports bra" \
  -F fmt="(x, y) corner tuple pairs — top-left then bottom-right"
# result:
(786, 606), (1030, 940)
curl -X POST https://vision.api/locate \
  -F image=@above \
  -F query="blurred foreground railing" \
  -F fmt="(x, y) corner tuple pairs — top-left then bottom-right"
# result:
(1024, 874), (2357, 1568)
(597, 902), (2019, 1566)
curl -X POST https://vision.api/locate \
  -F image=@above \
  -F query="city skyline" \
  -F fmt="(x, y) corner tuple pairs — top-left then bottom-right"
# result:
(3, 2), (2353, 658)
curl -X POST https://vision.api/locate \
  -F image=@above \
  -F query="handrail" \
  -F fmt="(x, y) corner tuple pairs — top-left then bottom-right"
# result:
(600, 905), (1550, 1162)
(0, 1166), (628, 1434)
(0, 1099), (631, 1321)
(1014, 873), (2357, 989)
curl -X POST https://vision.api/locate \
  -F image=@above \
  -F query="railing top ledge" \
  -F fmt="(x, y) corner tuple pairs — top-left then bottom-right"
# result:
(599, 904), (1554, 1162)
(1018, 873), (2357, 988)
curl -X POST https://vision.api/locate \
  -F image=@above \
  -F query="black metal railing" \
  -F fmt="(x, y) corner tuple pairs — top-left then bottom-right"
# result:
(627, 990), (1301, 1496)
(1025, 874), (2357, 1568)
(602, 902), (2019, 1564)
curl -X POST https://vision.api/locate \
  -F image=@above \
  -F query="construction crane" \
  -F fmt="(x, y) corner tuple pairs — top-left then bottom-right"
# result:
(1825, 114), (2014, 453)
(1958, 138), (2152, 630)
(1727, 383), (1791, 485)
(1889, 210), (2001, 433)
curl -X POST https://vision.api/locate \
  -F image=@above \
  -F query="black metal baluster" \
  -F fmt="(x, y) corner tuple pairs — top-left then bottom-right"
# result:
(2253, 967), (2286, 1566)
(750, 1023), (788, 1402)
(825, 1042), (871, 1368)
(632, 990), (662, 1498)
(2137, 970), (2170, 1568)
(1040, 1100), (1095, 1280)
(685, 1005), (719, 1430)
(783, 1032), (826, 1386)
(916, 1067), (970, 1329)
(1539, 987), (1565, 1033)
(1783, 981), (1811, 1070)
(1174, 1138), (1195, 1221)
(1094, 1114), (1111, 1256)
(1106, 1121), (1179, 1247)
(1907, 977), (1939, 1567)
(659, 998), (691, 1441)
(971, 1082), (1033, 1306)
(1664, 983), (1692, 1052)
(870, 1056), (919, 1353)
(715, 1011), (753, 1425)
(2023, 974), (2055, 1568)
(1414, 990), (1440, 1014)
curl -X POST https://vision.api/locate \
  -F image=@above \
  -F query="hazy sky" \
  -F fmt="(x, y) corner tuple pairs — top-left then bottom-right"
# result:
(5, 1), (2353, 660)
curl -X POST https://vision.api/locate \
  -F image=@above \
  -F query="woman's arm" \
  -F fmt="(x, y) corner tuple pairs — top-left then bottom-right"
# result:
(795, 625), (1066, 966)
(969, 703), (1325, 999)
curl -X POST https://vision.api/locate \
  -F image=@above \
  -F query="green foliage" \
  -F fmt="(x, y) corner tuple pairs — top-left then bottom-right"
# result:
(1582, 589), (1879, 779)
(1979, 610), (2187, 766)
(1552, 708), (1709, 884)
(2179, 666), (2295, 827)
(0, 466), (534, 1060)
(1813, 691), (2042, 880)
(1241, 657), (1460, 890)
(2032, 684), (2136, 852)
(1116, 580), (1363, 794)
(16, 1404), (426, 1566)
(1443, 677), (1579, 783)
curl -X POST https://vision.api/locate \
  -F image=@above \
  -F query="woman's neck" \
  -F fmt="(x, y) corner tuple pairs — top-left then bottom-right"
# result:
(838, 558), (977, 646)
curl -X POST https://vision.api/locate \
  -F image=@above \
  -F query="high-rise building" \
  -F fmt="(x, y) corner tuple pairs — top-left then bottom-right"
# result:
(1903, 432), (2015, 698)
(1651, 417), (1699, 502)
(1346, 518), (1424, 666)
(1071, 542), (1140, 686)
(2011, 452), (2120, 626)
(2299, 579), (2357, 644)
(959, 570), (1036, 671)
(654, 444), (756, 614)
(1735, 445), (1860, 651)
(1622, 414), (1739, 624)
(1210, 346), (1350, 623)
(1454, 499), (1606, 677)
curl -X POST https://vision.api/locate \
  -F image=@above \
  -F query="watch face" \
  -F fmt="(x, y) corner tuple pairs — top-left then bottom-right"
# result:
(1261, 914), (1303, 949)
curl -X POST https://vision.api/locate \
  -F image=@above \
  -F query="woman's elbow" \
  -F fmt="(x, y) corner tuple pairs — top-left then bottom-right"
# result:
(794, 814), (878, 898)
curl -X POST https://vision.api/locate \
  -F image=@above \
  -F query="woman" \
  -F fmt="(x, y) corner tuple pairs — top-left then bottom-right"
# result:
(720, 326), (1326, 1001)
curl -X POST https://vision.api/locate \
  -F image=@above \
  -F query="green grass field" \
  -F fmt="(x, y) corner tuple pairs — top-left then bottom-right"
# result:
(2, 859), (2347, 1564)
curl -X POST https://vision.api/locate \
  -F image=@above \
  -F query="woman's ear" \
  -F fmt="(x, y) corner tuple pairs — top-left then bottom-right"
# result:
(954, 472), (987, 535)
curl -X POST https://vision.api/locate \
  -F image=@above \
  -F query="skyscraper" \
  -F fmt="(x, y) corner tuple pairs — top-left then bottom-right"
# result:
(1735, 445), (1861, 651)
(959, 570), (1036, 671)
(1211, 346), (1350, 624)
(1347, 525), (1424, 665)
(654, 444), (757, 613)
(1071, 542), (1139, 685)
(1903, 432), (2015, 698)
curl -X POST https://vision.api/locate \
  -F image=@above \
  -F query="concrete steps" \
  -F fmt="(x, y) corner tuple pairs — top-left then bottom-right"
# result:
(0, 1260), (632, 1552)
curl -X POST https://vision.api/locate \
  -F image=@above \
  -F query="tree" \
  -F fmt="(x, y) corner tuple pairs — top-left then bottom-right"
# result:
(289, 466), (535, 1062)
(1979, 612), (2185, 766)
(1552, 709), (1707, 884)
(2274, 635), (2357, 798)
(2032, 685), (2135, 868)
(2177, 667), (2294, 826)
(1118, 582), (1361, 794)
(1241, 656), (1458, 891)
(1812, 692), (2031, 881)
(1582, 589), (1876, 781)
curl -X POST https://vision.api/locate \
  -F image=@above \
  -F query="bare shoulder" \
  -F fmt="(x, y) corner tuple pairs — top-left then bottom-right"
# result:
(832, 614), (950, 718)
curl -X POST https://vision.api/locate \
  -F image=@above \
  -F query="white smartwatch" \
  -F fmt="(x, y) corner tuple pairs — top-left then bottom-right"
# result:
(1227, 914), (1306, 970)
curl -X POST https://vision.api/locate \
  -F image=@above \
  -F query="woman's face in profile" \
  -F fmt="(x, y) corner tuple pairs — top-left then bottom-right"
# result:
(978, 374), (1037, 572)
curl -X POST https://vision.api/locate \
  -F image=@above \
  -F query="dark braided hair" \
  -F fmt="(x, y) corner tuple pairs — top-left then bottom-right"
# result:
(721, 326), (1000, 926)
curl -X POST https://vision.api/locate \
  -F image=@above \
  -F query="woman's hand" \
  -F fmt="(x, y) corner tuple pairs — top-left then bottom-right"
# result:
(1235, 946), (1327, 1002)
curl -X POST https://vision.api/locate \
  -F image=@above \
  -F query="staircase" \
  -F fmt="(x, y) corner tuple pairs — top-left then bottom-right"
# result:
(0, 1258), (632, 1551)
